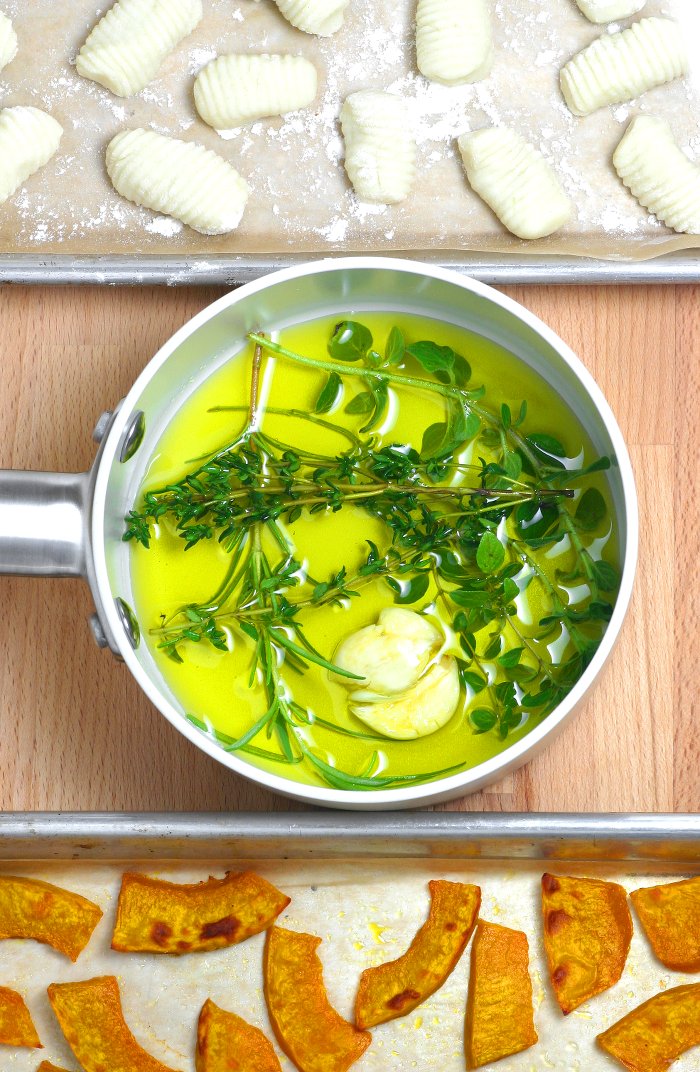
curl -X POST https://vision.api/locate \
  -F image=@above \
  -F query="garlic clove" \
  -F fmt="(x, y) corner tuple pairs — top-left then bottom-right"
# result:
(351, 655), (460, 740)
(334, 607), (440, 695)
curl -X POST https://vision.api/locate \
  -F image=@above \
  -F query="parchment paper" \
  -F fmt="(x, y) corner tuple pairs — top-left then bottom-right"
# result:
(1, 857), (699, 1071)
(0, 0), (698, 260)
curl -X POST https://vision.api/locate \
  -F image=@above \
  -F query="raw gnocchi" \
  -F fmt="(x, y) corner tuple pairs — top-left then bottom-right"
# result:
(271, 0), (348, 37)
(574, 0), (646, 23)
(105, 128), (249, 234)
(340, 91), (416, 204)
(613, 115), (700, 234)
(458, 126), (573, 240)
(560, 17), (688, 117)
(416, 0), (493, 85)
(0, 11), (17, 73)
(0, 106), (62, 206)
(194, 54), (318, 131)
(76, 0), (203, 98)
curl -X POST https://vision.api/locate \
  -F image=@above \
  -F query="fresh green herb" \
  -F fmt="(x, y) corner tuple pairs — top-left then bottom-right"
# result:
(328, 320), (373, 362)
(385, 325), (405, 366)
(315, 372), (343, 414)
(575, 487), (607, 530)
(476, 532), (505, 573)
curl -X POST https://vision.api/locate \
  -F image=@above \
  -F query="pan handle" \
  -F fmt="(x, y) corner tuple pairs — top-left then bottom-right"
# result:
(0, 471), (88, 577)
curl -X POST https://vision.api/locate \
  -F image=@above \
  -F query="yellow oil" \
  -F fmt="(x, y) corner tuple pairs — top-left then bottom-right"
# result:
(130, 313), (617, 788)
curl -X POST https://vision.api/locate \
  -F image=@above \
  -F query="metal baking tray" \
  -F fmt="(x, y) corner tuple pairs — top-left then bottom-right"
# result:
(4, 0), (700, 287)
(2, 813), (699, 1072)
(2, 251), (700, 286)
(1, 810), (698, 862)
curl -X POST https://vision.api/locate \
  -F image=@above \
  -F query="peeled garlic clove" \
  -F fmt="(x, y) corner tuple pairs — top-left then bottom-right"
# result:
(334, 607), (440, 695)
(351, 656), (460, 740)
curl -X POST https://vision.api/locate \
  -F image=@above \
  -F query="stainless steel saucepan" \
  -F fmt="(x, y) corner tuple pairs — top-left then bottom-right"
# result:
(0, 259), (638, 809)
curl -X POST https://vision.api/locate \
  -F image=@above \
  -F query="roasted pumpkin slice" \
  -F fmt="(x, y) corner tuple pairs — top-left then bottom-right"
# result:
(0, 986), (41, 1048)
(0, 875), (102, 961)
(597, 983), (700, 1072)
(111, 870), (290, 954)
(48, 975), (182, 1072)
(38, 1064), (70, 1071)
(196, 998), (281, 1072)
(465, 920), (538, 1068)
(264, 926), (371, 1072)
(355, 879), (481, 1029)
(630, 875), (700, 971)
(541, 872), (632, 1014)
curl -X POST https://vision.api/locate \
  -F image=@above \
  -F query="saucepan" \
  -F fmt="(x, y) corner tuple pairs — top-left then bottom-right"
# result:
(0, 258), (638, 809)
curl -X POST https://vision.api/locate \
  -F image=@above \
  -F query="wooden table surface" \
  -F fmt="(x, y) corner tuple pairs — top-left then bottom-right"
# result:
(0, 284), (697, 814)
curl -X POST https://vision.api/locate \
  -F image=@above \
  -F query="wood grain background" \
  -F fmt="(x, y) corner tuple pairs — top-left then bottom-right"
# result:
(0, 284), (696, 813)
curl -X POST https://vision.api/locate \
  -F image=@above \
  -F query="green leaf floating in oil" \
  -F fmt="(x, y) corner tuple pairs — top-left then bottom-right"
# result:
(124, 317), (620, 792)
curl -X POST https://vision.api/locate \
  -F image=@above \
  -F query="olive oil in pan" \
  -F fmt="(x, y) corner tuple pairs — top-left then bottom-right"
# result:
(128, 314), (619, 791)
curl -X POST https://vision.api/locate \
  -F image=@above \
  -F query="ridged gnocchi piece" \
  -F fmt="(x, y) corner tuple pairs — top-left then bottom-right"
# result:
(0, 12), (18, 73)
(574, 0), (646, 23)
(76, 0), (203, 98)
(416, 0), (493, 85)
(458, 126), (572, 240)
(194, 54), (318, 131)
(105, 128), (249, 235)
(560, 17), (687, 117)
(272, 0), (349, 36)
(340, 91), (416, 204)
(613, 115), (700, 234)
(0, 106), (63, 205)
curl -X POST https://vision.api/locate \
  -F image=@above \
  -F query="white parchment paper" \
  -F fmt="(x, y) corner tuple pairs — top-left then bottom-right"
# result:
(1, 858), (699, 1071)
(0, 0), (699, 259)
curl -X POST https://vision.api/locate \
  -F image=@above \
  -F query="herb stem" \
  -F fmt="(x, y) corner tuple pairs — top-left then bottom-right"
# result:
(249, 332), (476, 405)
(248, 341), (263, 426)
(210, 405), (363, 449)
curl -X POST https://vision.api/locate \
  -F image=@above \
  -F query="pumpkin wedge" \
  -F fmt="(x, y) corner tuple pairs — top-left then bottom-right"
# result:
(597, 983), (700, 1072)
(631, 875), (700, 971)
(355, 879), (481, 1029)
(0, 986), (41, 1048)
(541, 872), (632, 1014)
(264, 926), (371, 1072)
(0, 875), (102, 961)
(112, 870), (290, 954)
(48, 975), (182, 1072)
(465, 920), (538, 1068)
(196, 998), (282, 1072)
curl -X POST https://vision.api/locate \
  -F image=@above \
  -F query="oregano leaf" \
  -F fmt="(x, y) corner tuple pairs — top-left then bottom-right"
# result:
(345, 391), (375, 415)
(591, 559), (620, 592)
(470, 708), (497, 733)
(385, 325), (405, 366)
(315, 372), (342, 414)
(575, 487), (607, 530)
(328, 320), (373, 362)
(476, 531), (505, 573)
(386, 573), (430, 605)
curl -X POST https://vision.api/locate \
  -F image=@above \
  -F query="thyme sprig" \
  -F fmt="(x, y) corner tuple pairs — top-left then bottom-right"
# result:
(125, 320), (619, 790)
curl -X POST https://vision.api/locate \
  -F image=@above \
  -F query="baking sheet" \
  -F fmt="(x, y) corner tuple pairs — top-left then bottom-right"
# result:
(1, 816), (699, 1072)
(2, 250), (700, 286)
(0, 0), (699, 263)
